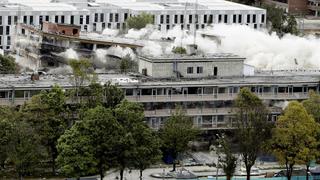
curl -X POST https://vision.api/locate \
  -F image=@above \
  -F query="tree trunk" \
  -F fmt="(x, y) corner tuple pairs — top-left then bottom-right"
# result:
(19, 174), (23, 180)
(227, 175), (232, 180)
(139, 169), (143, 180)
(172, 161), (176, 172)
(246, 166), (251, 180)
(120, 168), (124, 180)
(51, 144), (56, 175)
(306, 164), (310, 180)
(100, 167), (104, 180)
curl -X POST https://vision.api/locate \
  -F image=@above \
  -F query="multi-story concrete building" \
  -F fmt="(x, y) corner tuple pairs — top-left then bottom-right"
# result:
(0, 0), (266, 50)
(0, 54), (319, 130)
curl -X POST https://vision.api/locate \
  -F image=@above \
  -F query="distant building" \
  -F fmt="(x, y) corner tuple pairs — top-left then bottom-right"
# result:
(263, 0), (320, 17)
(0, 0), (266, 50)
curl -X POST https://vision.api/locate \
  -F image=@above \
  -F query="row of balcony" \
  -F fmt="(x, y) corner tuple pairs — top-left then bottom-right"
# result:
(0, 92), (310, 106)
(126, 92), (310, 102)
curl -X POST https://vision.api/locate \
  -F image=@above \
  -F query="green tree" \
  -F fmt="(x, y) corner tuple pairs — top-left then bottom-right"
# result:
(172, 46), (187, 54)
(235, 88), (271, 180)
(0, 107), (15, 170)
(120, 56), (130, 74)
(0, 54), (17, 74)
(283, 15), (299, 35)
(69, 58), (94, 98)
(160, 107), (200, 171)
(216, 135), (237, 180)
(57, 106), (122, 180)
(7, 113), (44, 180)
(302, 90), (320, 122)
(269, 101), (319, 180)
(80, 82), (104, 108)
(21, 85), (67, 175)
(263, 5), (299, 35)
(56, 122), (97, 180)
(126, 13), (154, 30)
(133, 128), (162, 180)
(113, 100), (147, 180)
(103, 81), (125, 108)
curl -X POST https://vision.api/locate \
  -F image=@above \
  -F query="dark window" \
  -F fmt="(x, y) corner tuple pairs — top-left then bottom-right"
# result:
(213, 66), (218, 76)
(39, 16), (43, 24)
(94, 13), (98, 22)
(124, 13), (128, 21)
(180, 15), (184, 23)
(61, 16), (65, 23)
(247, 14), (250, 23)
(109, 13), (113, 22)
(174, 15), (178, 23)
(8, 16), (11, 25)
(14, 16), (17, 24)
(45, 16), (49, 21)
(197, 66), (203, 74)
(117, 23), (120, 29)
(233, 14), (236, 23)
(30, 16), (33, 24)
(261, 14), (265, 23)
(209, 15), (213, 23)
(84, 25), (87, 31)
(166, 15), (170, 24)
(86, 15), (90, 24)
(73, 29), (78, 35)
(195, 14), (198, 23)
(189, 14), (192, 23)
(218, 14), (222, 23)
(108, 23), (111, 28)
(253, 14), (256, 23)
(187, 67), (193, 74)
(160, 15), (164, 24)
(6, 26), (9, 35)
(0, 26), (3, 35)
(115, 13), (119, 22)
(238, 14), (242, 23)
(166, 24), (170, 30)
(254, 24), (257, 29)
(71, 15), (74, 24)
(224, 14), (228, 23)
(102, 22), (105, 29)
(55, 16), (58, 23)
(80, 15), (83, 24)
(23, 16), (27, 24)
(204, 14), (207, 23)
(100, 13), (104, 22)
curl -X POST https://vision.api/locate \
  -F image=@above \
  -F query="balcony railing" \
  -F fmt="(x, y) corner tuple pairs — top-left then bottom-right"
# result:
(126, 92), (309, 102)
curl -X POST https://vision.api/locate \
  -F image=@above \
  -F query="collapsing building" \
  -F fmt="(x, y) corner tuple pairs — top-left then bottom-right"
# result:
(13, 22), (143, 68)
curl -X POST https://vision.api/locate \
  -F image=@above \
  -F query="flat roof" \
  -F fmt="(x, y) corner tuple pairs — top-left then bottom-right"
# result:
(1, 0), (265, 13)
(139, 53), (244, 62)
(0, 71), (319, 90)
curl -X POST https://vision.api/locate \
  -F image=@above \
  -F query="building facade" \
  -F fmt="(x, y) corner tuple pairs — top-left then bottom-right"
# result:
(0, 70), (319, 130)
(0, 0), (266, 50)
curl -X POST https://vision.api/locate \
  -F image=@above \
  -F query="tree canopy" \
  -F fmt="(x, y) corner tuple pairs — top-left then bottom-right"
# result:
(0, 54), (18, 74)
(269, 101), (319, 180)
(160, 107), (200, 171)
(235, 88), (271, 180)
(302, 90), (320, 123)
(126, 13), (154, 30)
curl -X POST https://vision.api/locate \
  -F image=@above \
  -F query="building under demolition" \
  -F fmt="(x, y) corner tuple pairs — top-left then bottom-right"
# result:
(0, 0), (265, 50)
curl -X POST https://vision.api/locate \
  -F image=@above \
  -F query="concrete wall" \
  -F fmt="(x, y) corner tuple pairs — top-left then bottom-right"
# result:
(139, 58), (244, 78)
